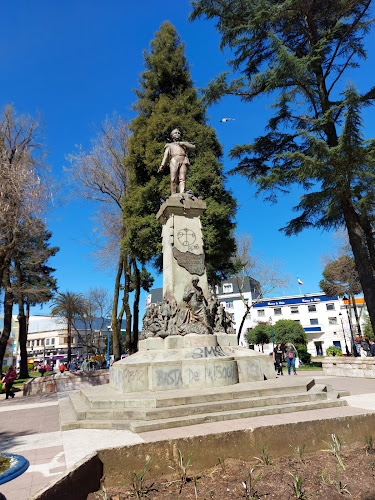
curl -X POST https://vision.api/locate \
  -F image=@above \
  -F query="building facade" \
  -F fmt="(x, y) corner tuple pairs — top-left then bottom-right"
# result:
(148, 279), (367, 356)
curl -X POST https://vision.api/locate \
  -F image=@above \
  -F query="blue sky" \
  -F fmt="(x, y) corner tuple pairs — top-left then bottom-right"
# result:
(1, 0), (374, 316)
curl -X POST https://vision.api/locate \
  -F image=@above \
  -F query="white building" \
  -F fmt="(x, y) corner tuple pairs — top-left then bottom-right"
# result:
(148, 280), (366, 356)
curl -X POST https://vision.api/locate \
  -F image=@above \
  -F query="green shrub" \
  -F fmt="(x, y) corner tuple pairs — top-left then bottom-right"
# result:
(326, 345), (343, 357)
(297, 346), (311, 364)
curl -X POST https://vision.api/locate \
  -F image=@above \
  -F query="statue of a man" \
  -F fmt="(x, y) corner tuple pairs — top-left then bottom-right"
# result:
(158, 128), (196, 194)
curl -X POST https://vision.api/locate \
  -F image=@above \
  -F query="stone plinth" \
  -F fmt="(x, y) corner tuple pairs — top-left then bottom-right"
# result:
(109, 334), (275, 393)
(322, 357), (375, 377)
(156, 195), (208, 305)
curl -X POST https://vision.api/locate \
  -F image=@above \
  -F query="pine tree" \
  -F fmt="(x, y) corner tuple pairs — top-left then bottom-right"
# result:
(12, 219), (58, 378)
(123, 21), (237, 285)
(190, 1), (375, 330)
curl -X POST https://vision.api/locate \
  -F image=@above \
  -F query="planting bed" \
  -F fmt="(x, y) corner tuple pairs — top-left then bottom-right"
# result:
(88, 440), (375, 499)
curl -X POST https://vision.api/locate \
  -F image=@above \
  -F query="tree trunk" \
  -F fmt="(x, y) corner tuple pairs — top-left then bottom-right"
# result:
(111, 254), (124, 361)
(237, 306), (251, 344)
(0, 267), (13, 377)
(123, 255), (132, 353)
(131, 258), (140, 354)
(67, 319), (72, 364)
(15, 259), (29, 379)
(350, 293), (362, 336)
(342, 200), (375, 335)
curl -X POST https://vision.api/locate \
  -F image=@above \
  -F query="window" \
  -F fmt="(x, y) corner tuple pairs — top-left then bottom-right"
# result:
(63, 337), (68, 344)
(223, 283), (233, 293)
(310, 318), (319, 325)
(257, 309), (265, 317)
(51, 338), (55, 345)
(45, 338), (50, 345)
(308, 304), (316, 312)
(294, 320), (301, 324)
(274, 308), (282, 315)
(290, 306), (299, 314)
(329, 317), (338, 325)
(326, 303), (335, 311)
(226, 301), (234, 309)
(36, 339), (40, 346)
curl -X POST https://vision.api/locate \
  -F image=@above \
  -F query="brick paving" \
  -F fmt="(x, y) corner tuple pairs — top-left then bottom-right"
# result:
(0, 370), (375, 500)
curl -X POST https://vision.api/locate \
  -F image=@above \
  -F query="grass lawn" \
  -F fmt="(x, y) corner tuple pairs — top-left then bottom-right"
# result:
(13, 371), (55, 389)
(0, 456), (10, 474)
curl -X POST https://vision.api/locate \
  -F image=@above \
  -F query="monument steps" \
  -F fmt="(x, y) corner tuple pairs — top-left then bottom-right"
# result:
(71, 390), (329, 422)
(59, 395), (346, 432)
(59, 378), (348, 431)
(79, 377), (316, 410)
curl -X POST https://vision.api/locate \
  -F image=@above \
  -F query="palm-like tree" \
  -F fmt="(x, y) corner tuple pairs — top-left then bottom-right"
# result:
(51, 291), (86, 363)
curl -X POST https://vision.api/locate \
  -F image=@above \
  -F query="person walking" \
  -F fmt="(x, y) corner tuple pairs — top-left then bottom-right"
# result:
(285, 342), (298, 375)
(369, 339), (375, 357)
(273, 343), (284, 376)
(2, 366), (17, 399)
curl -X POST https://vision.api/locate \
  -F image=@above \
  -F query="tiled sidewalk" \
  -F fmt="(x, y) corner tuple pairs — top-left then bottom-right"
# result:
(1, 371), (375, 500)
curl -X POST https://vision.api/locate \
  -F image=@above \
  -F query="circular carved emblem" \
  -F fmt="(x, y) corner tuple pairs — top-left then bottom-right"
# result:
(177, 228), (196, 247)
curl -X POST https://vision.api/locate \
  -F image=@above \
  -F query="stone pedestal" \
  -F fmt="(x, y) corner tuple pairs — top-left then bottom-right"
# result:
(109, 334), (276, 393)
(156, 194), (208, 305)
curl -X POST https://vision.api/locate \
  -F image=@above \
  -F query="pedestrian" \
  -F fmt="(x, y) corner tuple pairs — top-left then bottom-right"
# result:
(2, 365), (17, 399)
(59, 363), (66, 374)
(285, 342), (298, 375)
(39, 364), (47, 377)
(360, 336), (370, 357)
(369, 339), (375, 357)
(273, 343), (284, 376)
(81, 358), (89, 372)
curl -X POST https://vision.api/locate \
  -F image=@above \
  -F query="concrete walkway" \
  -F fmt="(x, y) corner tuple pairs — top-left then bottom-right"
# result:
(1, 370), (375, 500)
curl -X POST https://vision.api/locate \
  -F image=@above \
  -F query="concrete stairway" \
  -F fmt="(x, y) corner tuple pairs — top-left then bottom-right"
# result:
(59, 377), (349, 432)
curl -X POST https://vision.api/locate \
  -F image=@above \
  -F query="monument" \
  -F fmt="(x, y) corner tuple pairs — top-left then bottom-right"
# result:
(109, 128), (275, 393)
(59, 130), (346, 432)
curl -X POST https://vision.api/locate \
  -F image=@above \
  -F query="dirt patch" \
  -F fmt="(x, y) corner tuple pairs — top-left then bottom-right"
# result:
(88, 440), (375, 499)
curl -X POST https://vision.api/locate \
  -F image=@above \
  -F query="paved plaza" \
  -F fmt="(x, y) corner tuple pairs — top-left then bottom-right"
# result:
(1, 371), (375, 500)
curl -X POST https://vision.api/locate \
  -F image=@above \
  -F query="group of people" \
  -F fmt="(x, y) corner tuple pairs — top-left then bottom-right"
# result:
(354, 336), (375, 357)
(273, 342), (299, 376)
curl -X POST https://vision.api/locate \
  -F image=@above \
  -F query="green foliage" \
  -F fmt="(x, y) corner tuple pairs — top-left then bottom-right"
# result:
(320, 256), (361, 298)
(291, 444), (306, 463)
(132, 455), (152, 499)
(297, 347), (311, 365)
(168, 448), (192, 494)
(190, 0), (375, 333)
(323, 434), (346, 470)
(246, 324), (270, 346)
(364, 435), (374, 455)
(242, 467), (263, 499)
(254, 443), (273, 466)
(124, 21), (237, 284)
(289, 473), (307, 499)
(326, 345), (343, 357)
(273, 320), (307, 347)
(363, 315), (375, 340)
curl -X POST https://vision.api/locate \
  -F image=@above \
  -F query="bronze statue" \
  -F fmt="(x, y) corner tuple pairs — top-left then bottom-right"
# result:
(158, 129), (195, 194)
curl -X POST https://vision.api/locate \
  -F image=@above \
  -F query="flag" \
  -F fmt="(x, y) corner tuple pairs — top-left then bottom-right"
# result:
(297, 278), (304, 285)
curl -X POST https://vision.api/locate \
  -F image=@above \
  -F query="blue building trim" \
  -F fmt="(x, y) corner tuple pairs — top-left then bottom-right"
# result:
(253, 295), (338, 308)
(304, 327), (322, 332)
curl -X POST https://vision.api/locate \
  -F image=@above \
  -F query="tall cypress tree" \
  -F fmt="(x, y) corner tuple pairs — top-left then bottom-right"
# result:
(123, 21), (237, 285)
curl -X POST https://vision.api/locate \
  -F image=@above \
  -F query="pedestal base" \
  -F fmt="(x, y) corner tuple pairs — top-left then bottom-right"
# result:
(109, 334), (276, 393)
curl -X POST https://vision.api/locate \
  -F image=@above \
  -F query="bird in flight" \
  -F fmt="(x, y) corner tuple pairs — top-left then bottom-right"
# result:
(220, 118), (235, 122)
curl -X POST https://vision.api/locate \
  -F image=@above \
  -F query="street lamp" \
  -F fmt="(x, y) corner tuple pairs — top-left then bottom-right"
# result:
(269, 316), (274, 348)
(339, 312), (350, 356)
(107, 325), (111, 369)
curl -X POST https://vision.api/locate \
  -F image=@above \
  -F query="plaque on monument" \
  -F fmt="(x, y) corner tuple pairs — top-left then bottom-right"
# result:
(172, 247), (205, 276)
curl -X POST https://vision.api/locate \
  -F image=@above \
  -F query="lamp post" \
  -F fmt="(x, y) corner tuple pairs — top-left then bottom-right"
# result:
(339, 312), (350, 356)
(106, 325), (111, 369)
(342, 296), (358, 357)
(269, 316), (274, 348)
